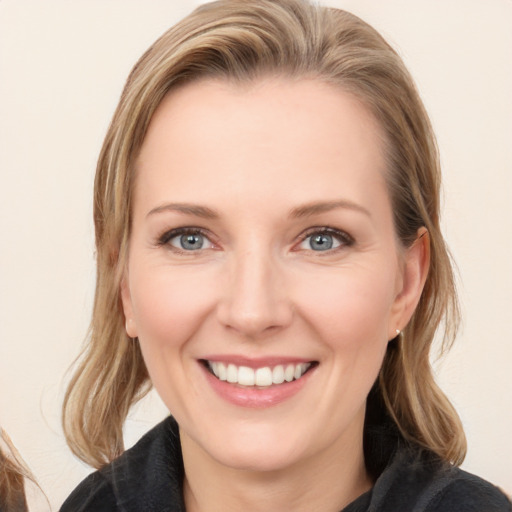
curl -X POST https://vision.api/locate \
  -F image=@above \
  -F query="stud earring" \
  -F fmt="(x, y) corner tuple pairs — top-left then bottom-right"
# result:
(395, 329), (401, 337)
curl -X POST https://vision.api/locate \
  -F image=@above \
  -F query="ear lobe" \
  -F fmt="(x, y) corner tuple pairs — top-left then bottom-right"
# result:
(389, 227), (430, 339)
(120, 276), (138, 338)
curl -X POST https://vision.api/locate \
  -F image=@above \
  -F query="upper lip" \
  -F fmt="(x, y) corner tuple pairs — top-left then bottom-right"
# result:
(200, 355), (316, 369)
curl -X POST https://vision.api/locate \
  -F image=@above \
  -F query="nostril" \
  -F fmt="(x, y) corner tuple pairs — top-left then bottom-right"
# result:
(217, 295), (294, 337)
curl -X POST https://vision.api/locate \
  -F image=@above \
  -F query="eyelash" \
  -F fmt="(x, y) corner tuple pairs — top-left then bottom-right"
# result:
(156, 226), (354, 254)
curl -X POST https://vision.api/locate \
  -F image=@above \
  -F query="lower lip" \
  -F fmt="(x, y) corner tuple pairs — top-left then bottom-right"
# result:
(201, 363), (315, 408)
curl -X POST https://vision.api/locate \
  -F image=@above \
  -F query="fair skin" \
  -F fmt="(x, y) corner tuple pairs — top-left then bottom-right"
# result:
(121, 77), (429, 512)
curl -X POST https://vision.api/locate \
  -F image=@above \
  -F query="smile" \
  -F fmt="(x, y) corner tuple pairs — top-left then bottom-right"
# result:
(204, 360), (315, 387)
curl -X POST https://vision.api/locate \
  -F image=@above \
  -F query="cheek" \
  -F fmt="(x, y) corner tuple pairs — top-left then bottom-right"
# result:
(294, 265), (396, 414)
(296, 263), (397, 344)
(128, 265), (219, 414)
(129, 264), (217, 348)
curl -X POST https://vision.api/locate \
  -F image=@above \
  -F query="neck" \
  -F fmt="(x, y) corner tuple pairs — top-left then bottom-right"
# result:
(181, 424), (372, 512)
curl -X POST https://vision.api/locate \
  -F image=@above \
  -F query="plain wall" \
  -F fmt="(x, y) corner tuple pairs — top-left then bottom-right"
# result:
(0, 0), (511, 509)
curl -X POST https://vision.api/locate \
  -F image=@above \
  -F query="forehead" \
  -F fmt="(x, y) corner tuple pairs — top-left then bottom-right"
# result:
(134, 77), (388, 214)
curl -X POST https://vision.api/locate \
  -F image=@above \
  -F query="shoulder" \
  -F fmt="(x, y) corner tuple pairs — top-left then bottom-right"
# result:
(60, 416), (184, 512)
(426, 467), (512, 512)
(60, 471), (117, 512)
(365, 444), (511, 512)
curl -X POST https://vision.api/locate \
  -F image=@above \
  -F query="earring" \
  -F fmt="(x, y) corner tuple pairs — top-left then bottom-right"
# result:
(389, 329), (402, 343)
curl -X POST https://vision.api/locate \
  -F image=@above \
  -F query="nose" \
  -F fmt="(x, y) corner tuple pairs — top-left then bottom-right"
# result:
(216, 246), (293, 339)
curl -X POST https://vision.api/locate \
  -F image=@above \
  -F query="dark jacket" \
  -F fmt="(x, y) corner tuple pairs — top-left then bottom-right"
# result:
(60, 416), (511, 512)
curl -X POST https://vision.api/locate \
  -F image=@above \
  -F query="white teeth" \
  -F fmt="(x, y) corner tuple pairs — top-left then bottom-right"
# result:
(217, 362), (227, 381)
(255, 367), (273, 386)
(226, 364), (238, 383)
(238, 366), (255, 386)
(208, 361), (312, 387)
(284, 364), (295, 382)
(272, 365), (285, 384)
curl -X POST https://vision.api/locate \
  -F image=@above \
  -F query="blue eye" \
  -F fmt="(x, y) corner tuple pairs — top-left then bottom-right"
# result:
(308, 233), (338, 251)
(298, 229), (352, 252)
(161, 229), (214, 251)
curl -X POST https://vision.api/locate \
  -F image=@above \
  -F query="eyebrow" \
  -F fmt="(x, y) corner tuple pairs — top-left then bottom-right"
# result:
(147, 203), (219, 219)
(288, 200), (371, 219)
(146, 199), (371, 220)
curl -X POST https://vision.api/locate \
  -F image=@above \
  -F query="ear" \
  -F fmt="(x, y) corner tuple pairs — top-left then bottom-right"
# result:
(388, 227), (430, 340)
(120, 274), (138, 338)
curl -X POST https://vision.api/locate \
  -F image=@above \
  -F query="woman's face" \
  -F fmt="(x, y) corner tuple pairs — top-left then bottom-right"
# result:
(122, 78), (426, 473)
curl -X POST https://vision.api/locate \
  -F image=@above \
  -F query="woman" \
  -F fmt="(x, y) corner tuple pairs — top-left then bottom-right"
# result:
(60, 1), (511, 510)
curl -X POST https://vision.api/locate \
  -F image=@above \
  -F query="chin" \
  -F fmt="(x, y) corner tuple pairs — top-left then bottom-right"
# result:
(187, 421), (311, 473)
(211, 441), (305, 473)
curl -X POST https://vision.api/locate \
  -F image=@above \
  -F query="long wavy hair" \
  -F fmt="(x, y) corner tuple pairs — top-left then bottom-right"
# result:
(63, 0), (465, 469)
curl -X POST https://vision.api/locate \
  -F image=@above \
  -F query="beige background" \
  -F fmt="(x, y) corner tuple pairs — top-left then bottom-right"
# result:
(1, 0), (511, 509)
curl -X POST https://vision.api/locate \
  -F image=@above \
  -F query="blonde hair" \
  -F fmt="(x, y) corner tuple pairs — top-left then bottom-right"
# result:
(0, 429), (32, 512)
(63, 0), (465, 469)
